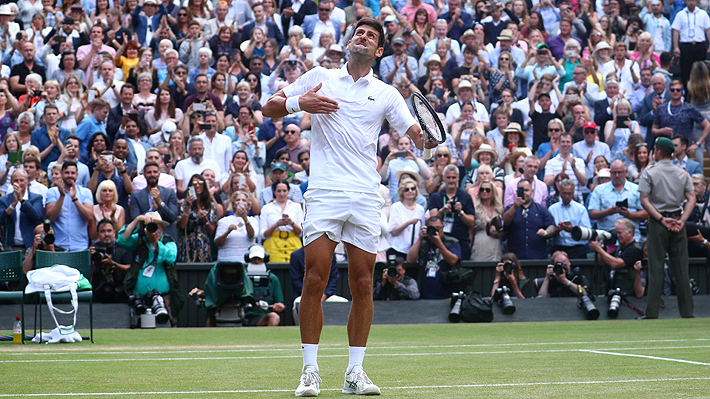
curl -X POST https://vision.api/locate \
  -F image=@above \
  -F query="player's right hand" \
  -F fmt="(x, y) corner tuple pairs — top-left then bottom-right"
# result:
(299, 83), (339, 114)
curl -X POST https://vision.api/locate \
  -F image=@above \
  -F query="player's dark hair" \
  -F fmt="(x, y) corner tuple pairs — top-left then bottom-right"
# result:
(354, 17), (385, 48)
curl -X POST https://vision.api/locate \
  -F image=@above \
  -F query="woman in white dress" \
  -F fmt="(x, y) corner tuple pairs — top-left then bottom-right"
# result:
(387, 178), (426, 258)
(471, 179), (503, 261)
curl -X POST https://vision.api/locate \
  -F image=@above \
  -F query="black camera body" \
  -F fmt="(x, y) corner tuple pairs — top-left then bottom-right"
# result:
(503, 261), (517, 274)
(426, 225), (438, 237)
(552, 262), (566, 276)
(91, 245), (113, 264)
(449, 291), (466, 322)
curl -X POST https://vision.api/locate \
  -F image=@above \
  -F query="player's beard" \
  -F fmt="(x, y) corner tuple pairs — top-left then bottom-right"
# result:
(349, 42), (372, 61)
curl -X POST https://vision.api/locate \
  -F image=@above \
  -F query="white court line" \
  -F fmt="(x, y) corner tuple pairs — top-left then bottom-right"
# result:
(2, 377), (710, 397)
(584, 349), (710, 366)
(2, 345), (709, 363)
(4, 338), (709, 356)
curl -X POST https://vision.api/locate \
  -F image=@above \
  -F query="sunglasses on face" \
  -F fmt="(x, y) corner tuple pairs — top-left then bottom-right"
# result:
(670, 88), (683, 92)
(403, 187), (416, 192)
(436, 153), (449, 157)
(480, 187), (492, 193)
(247, 78), (257, 82)
(285, 130), (299, 135)
(548, 128), (561, 132)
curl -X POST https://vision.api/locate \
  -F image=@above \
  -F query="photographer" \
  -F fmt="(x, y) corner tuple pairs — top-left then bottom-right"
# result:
(589, 218), (645, 298)
(407, 216), (462, 299)
(243, 245), (285, 327)
(502, 179), (556, 260)
(22, 222), (65, 274)
(535, 251), (591, 298)
(90, 219), (131, 303)
(490, 252), (531, 299)
(373, 257), (420, 300)
(117, 211), (183, 326)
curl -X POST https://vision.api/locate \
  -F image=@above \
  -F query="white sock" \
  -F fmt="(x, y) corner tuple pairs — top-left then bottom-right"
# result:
(302, 343), (319, 371)
(347, 346), (366, 373)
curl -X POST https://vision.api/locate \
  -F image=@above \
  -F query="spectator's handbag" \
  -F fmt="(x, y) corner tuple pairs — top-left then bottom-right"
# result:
(460, 291), (494, 323)
(25, 265), (92, 343)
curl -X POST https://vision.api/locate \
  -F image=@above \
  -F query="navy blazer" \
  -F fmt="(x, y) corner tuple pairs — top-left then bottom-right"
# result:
(301, 14), (342, 44)
(593, 98), (612, 142)
(279, 0), (317, 30)
(639, 91), (670, 147)
(0, 191), (44, 248)
(241, 20), (285, 47)
(129, 186), (179, 240)
(131, 4), (170, 47)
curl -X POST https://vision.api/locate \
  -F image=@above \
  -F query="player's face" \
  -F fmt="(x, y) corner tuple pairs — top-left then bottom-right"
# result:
(348, 24), (383, 59)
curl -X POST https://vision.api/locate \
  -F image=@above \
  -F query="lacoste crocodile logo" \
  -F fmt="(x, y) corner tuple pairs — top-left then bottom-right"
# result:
(368, 96), (375, 101)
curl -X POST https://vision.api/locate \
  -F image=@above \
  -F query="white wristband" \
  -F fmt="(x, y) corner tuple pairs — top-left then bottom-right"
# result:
(285, 95), (301, 114)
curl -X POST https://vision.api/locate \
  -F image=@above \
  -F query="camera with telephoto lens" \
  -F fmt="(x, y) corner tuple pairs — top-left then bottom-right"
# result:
(41, 219), (55, 246)
(607, 288), (624, 318)
(146, 222), (158, 234)
(571, 226), (617, 244)
(146, 289), (169, 324)
(493, 286), (516, 315)
(569, 271), (599, 320)
(502, 261), (517, 275)
(129, 294), (146, 315)
(449, 291), (466, 322)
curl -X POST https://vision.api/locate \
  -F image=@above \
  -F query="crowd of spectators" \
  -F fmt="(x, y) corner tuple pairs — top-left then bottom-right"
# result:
(1, 0), (710, 310)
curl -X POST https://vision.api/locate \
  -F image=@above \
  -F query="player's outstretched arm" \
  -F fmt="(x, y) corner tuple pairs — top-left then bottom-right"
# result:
(263, 83), (340, 118)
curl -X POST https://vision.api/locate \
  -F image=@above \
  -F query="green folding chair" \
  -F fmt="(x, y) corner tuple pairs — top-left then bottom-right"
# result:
(0, 251), (25, 343)
(33, 250), (94, 343)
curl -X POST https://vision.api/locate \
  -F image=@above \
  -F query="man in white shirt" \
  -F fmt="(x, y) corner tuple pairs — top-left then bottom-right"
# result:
(544, 132), (587, 201)
(444, 80), (489, 130)
(262, 17), (432, 397)
(174, 137), (222, 197)
(672, 0), (710, 85)
(198, 113), (232, 182)
(91, 59), (124, 108)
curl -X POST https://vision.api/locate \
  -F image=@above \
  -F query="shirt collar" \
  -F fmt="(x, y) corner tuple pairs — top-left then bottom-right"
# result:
(338, 63), (375, 83)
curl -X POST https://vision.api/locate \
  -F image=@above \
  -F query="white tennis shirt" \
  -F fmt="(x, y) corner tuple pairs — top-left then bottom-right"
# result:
(282, 65), (417, 195)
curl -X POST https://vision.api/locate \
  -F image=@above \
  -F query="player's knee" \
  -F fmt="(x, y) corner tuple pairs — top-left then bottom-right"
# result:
(303, 268), (329, 290)
(268, 312), (280, 326)
(350, 273), (373, 295)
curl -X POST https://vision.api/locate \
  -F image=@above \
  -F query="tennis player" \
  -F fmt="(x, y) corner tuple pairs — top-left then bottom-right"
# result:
(264, 17), (434, 397)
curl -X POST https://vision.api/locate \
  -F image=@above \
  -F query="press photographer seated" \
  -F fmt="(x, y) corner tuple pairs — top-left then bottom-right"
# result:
(373, 256), (420, 300)
(117, 212), (183, 327)
(490, 253), (533, 299)
(535, 251), (591, 298)
(22, 222), (65, 275)
(589, 218), (645, 299)
(90, 219), (132, 303)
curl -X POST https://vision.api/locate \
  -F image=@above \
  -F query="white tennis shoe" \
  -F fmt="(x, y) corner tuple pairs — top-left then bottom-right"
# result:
(342, 366), (381, 395)
(295, 366), (321, 397)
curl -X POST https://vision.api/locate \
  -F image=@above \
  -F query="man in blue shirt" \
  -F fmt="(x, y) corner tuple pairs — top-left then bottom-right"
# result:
(549, 179), (592, 259)
(74, 98), (110, 154)
(588, 160), (648, 242)
(45, 161), (95, 251)
(502, 179), (556, 259)
(30, 104), (71, 171)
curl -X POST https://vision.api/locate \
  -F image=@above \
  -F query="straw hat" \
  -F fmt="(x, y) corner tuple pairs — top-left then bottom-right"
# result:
(503, 122), (526, 140)
(473, 144), (498, 163)
(395, 166), (423, 185)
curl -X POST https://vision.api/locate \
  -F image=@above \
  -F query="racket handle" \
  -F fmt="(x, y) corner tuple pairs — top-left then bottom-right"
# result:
(423, 148), (432, 160)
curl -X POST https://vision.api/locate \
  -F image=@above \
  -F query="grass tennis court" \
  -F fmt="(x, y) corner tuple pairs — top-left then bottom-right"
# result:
(2, 319), (709, 398)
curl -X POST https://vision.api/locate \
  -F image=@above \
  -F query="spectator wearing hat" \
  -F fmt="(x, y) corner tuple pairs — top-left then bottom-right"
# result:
(641, 0), (671, 54)
(497, 122), (532, 174)
(639, 136), (695, 319)
(572, 121), (611, 180)
(325, 44), (346, 67)
(462, 143), (505, 191)
(592, 41), (615, 79)
(258, 162), (304, 206)
(392, 166), (427, 207)
(515, 43), (565, 83)
(489, 28), (526, 68)
(380, 36), (418, 84)
(417, 53), (444, 94)
(301, 0), (341, 45)
(0, 5), (21, 51)
(428, 164), (475, 260)
(438, 0), (473, 41)
(445, 80), (489, 130)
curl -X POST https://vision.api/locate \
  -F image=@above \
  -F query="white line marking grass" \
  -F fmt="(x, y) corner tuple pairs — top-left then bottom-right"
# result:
(2, 345), (709, 363)
(584, 349), (710, 366)
(3, 377), (710, 397)
(4, 338), (709, 356)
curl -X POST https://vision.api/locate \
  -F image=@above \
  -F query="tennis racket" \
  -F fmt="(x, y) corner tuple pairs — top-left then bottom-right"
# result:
(411, 92), (446, 160)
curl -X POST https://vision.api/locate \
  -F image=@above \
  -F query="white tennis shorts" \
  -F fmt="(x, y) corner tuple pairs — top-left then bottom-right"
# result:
(302, 188), (384, 254)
